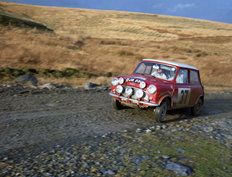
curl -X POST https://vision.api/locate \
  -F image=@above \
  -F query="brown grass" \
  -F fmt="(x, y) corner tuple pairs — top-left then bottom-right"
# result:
(1, 1), (232, 87)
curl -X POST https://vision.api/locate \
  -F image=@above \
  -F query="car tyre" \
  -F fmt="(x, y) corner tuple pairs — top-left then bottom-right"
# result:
(112, 98), (123, 110)
(191, 98), (203, 116)
(154, 100), (169, 122)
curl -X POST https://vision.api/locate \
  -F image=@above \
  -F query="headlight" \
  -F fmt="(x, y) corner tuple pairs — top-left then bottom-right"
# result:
(112, 78), (118, 86)
(148, 84), (157, 94)
(116, 85), (124, 94)
(135, 89), (144, 98)
(140, 81), (146, 89)
(119, 77), (124, 84)
(125, 87), (133, 96)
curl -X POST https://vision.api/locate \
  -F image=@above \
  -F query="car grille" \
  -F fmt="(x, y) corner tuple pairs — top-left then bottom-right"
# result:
(122, 86), (149, 101)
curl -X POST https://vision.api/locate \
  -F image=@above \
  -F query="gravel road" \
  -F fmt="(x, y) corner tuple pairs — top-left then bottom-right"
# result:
(0, 86), (155, 153)
(0, 85), (232, 153)
(0, 85), (231, 176)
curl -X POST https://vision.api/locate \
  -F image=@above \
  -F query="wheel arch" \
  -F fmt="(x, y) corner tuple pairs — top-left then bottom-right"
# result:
(194, 95), (204, 105)
(158, 95), (172, 109)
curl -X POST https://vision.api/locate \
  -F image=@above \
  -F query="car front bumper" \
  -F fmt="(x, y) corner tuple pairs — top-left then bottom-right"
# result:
(109, 93), (158, 107)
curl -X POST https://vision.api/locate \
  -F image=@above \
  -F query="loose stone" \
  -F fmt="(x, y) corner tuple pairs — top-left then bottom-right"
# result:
(165, 162), (194, 176)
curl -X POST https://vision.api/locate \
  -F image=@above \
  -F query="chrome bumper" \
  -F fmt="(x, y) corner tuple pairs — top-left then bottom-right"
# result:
(109, 93), (158, 107)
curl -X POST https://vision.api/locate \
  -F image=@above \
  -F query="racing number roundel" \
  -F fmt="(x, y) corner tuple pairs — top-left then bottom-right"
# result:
(178, 88), (191, 105)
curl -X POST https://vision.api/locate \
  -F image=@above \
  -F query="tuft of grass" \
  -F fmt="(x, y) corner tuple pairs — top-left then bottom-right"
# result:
(74, 40), (85, 49)
(100, 40), (128, 46)
(196, 51), (209, 57)
(100, 40), (117, 45)
(118, 50), (134, 56)
(135, 54), (145, 61)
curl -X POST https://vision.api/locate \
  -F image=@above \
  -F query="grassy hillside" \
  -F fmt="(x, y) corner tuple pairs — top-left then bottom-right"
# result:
(1, 1), (232, 87)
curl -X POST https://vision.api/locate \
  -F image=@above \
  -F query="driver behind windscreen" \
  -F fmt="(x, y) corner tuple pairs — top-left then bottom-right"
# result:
(151, 66), (167, 80)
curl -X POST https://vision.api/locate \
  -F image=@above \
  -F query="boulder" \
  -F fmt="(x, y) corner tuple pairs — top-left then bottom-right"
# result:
(165, 162), (194, 176)
(13, 74), (38, 86)
(39, 83), (58, 89)
(84, 82), (100, 90)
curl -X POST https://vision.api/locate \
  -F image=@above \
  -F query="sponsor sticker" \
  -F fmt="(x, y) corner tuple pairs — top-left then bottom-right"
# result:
(126, 78), (143, 83)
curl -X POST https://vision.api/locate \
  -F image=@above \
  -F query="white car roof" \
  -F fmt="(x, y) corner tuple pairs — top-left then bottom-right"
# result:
(142, 59), (198, 70)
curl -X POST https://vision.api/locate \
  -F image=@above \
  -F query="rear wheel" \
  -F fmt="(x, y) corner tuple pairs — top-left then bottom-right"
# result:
(154, 100), (169, 122)
(112, 98), (123, 110)
(191, 98), (203, 116)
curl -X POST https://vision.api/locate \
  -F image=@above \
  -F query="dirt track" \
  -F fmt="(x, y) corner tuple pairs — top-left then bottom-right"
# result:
(0, 85), (232, 154)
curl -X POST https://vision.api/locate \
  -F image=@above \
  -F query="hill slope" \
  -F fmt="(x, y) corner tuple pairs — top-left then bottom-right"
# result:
(1, 1), (232, 86)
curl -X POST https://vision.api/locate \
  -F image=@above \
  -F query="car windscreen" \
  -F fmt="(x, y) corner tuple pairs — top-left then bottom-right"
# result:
(133, 62), (177, 81)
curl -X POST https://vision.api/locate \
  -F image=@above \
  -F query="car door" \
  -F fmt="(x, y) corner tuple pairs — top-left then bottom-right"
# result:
(173, 68), (191, 108)
(188, 70), (203, 106)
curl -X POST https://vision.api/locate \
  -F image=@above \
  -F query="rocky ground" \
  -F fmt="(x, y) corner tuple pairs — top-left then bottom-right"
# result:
(0, 84), (231, 176)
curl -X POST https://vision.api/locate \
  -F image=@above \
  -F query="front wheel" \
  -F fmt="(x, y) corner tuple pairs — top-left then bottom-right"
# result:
(112, 98), (123, 110)
(154, 100), (168, 122)
(191, 98), (203, 116)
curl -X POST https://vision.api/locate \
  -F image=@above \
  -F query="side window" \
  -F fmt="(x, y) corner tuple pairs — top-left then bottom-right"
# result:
(190, 70), (200, 84)
(176, 69), (188, 84)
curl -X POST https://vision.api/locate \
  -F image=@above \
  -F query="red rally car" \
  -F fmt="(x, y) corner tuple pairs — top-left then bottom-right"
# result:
(109, 59), (204, 122)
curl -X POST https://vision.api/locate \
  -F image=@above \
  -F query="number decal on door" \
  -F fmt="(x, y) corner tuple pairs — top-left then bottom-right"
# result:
(178, 88), (191, 105)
